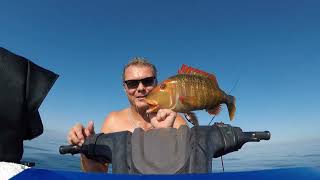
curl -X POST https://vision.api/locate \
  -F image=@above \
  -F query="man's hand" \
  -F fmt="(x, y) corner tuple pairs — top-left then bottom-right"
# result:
(148, 109), (177, 128)
(67, 121), (95, 146)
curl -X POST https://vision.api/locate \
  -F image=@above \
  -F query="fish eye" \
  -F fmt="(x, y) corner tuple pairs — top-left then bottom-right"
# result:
(159, 83), (166, 90)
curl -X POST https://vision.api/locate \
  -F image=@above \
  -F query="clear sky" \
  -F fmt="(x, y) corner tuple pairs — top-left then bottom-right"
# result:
(1, 0), (319, 143)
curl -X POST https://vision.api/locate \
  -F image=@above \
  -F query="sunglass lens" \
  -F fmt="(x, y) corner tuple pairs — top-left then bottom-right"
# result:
(125, 80), (139, 89)
(141, 77), (155, 86)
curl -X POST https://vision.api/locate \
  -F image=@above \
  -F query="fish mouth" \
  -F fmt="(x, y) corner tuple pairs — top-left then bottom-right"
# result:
(144, 98), (160, 113)
(144, 98), (157, 105)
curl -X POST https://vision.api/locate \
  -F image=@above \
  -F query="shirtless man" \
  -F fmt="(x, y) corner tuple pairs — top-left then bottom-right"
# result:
(67, 58), (187, 172)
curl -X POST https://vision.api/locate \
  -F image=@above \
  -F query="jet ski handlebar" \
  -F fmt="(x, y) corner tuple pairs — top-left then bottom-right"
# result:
(59, 124), (270, 173)
(59, 124), (270, 158)
(59, 145), (81, 155)
(243, 131), (271, 141)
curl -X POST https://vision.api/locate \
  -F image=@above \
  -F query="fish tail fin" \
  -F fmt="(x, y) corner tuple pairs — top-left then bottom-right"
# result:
(226, 95), (236, 120)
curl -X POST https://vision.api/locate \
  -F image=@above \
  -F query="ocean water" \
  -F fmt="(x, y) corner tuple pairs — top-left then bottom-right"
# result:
(22, 129), (320, 173)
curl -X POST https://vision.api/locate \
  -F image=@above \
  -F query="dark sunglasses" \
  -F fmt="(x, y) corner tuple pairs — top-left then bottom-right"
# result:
(124, 76), (156, 89)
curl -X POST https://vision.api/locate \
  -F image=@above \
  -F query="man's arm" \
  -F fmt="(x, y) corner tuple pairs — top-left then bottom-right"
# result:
(78, 116), (114, 172)
(68, 121), (108, 172)
(80, 154), (108, 172)
(82, 111), (123, 172)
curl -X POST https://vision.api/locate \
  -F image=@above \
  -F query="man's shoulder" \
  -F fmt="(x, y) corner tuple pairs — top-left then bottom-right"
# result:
(106, 108), (128, 119)
(101, 108), (130, 133)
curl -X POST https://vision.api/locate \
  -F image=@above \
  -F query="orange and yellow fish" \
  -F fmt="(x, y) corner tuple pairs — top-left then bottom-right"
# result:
(145, 64), (236, 126)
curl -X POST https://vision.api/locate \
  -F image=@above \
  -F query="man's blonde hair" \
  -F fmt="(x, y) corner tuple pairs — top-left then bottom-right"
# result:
(122, 57), (157, 81)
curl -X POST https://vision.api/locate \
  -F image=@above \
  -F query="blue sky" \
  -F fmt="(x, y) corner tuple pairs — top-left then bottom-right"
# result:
(1, 0), (320, 143)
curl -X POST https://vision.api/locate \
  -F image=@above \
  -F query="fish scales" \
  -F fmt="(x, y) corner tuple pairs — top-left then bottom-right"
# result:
(174, 74), (216, 110)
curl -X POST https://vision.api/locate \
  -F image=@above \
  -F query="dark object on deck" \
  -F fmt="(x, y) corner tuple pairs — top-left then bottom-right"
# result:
(59, 124), (270, 174)
(0, 47), (58, 163)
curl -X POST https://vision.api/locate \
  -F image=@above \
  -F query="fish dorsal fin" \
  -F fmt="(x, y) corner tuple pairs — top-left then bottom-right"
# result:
(207, 105), (222, 115)
(178, 64), (217, 84)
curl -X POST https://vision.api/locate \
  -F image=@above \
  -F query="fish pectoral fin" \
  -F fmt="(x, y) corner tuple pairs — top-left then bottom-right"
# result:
(184, 112), (199, 126)
(207, 105), (222, 115)
(179, 96), (197, 106)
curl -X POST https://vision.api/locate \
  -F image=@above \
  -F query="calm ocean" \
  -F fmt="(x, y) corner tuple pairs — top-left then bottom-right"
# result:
(22, 129), (320, 173)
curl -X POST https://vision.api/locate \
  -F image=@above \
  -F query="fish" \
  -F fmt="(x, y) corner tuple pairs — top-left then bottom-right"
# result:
(144, 64), (236, 126)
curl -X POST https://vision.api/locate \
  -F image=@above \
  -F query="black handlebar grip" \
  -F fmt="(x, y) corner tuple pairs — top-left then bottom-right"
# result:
(59, 145), (81, 155)
(247, 131), (271, 141)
